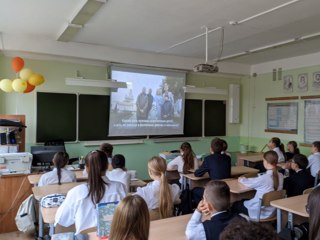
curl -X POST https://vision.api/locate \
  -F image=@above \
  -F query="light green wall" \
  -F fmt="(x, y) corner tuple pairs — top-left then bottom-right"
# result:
(0, 55), (241, 179)
(240, 64), (320, 155)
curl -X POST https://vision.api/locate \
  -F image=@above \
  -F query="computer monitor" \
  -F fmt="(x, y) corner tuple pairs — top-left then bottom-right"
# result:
(31, 145), (66, 169)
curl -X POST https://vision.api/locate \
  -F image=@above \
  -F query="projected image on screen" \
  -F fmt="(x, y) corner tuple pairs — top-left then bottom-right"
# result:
(109, 67), (186, 136)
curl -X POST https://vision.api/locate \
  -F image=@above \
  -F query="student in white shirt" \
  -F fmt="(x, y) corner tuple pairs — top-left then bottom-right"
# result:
(106, 154), (131, 194)
(186, 180), (235, 240)
(109, 195), (150, 240)
(135, 156), (180, 219)
(231, 151), (284, 220)
(268, 137), (285, 163)
(55, 150), (126, 234)
(167, 142), (199, 177)
(307, 141), (320, 178)
(38, 152), (76, 187)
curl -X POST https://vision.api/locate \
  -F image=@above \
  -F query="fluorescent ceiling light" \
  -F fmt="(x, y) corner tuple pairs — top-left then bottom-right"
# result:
(229, 0), (300, 25)
(65, 78), (127, 89)
(57, 0), (106, 42)
(183, 86), (227, 95)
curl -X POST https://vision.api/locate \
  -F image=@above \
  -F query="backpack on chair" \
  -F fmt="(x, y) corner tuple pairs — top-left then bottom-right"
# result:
(179, 184), (194, 215)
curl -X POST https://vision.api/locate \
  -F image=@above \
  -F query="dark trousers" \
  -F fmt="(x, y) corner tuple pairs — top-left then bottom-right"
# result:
(231, 199), (249, 216)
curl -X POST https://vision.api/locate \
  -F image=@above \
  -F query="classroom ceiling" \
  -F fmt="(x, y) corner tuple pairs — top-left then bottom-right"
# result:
(0, 0), (320, 65)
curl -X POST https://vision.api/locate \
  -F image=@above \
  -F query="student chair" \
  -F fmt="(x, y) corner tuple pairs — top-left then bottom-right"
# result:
(149, 208), (161, 221)
(80, 226), (96, 234)
(255, 189), (286, 222)
(303, 187), (314, 195)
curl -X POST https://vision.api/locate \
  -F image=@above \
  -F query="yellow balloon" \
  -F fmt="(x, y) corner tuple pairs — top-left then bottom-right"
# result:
(12, 78), (27, 92)
(0, 79), (13, 93)
(28, 73), (45, 86)
(19, 68), (33, 81)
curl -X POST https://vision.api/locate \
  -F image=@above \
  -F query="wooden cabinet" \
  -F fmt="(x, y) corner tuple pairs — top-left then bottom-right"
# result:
(0, 115), (25, 152)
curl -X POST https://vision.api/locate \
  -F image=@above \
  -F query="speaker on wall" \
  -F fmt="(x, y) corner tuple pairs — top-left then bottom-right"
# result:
(228, 84), (240, 124)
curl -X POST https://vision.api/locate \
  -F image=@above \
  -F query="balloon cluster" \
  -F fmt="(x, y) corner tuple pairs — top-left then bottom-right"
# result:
(0, 57), (45, 93)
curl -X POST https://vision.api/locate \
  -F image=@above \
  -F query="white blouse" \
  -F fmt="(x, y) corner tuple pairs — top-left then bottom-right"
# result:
(273, 147), (285, 163)
(106, 168), (131, 194)
(239, 170), (284, 220)
(38, 168), (76, 187)
(54, 176), (126, 234)
(135, 180), (180, 210)
(167, 155), (199, 173)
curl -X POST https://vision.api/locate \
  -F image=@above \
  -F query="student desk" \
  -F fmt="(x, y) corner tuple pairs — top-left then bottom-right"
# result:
(238, 153), (264, 167)
(181, 166), (259, 190)
(28, 171), (147, 191)
(87, 214), (192, 240)
(32, 182), (82, 238)
(271, 194), (309, 233)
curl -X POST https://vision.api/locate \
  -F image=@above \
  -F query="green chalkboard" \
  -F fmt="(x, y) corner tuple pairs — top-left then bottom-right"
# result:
(204, 100), (226, 136)
(36, 92), (77, 142)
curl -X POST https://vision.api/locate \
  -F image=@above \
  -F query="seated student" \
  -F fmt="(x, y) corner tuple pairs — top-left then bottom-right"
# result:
(231, 151), (284, 220)
(284, 154), (314, 197)
(100, 143), (114, 171)
(307, 141), (320, 179)
(109, 195), (149, 240)
(267, 137), (285, 163)
(135, 156), (180, 219)
(106, 154), (131, 194)
(167, 142), (199, 177)
(221, 139), (231, 158)
(194, 138), (231, 179)
(186, 180), (236, 240)
(285, 140), (300, 161)
(219, 218), (278, 240)
(38, 152), (76, 187)
(55, 150), (126, 234)
(307, 186), (320, 240)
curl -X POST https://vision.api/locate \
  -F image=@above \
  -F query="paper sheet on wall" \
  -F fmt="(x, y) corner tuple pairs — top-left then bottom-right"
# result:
(305, 100), (320, 143)
(267, 103), (298, 131)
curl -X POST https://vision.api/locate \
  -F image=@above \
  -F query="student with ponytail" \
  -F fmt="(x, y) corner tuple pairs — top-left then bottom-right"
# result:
(136, 156), (180, 219)
(267, 137), (285, 163)
(231, 151), (284, 220)
(38, 152), (76, 186)
(55, 150), (126, 234)
(167, 142), (199, 179)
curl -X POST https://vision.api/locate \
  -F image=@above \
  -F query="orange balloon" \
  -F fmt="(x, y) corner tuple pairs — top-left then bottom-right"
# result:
(11, 57), (25, 72)
(24, 82), (36, 93)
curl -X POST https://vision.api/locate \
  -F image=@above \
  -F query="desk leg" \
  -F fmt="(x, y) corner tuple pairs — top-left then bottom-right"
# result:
(49, 223), (55, 236)
(288, 212), (294, 230)
(39, 204), (43, 238)
(276, 208), (282, 233)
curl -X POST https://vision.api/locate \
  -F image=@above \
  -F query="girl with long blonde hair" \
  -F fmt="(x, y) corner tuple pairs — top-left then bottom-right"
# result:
(109, 195), (150, 240)
(135, 156), (180, 218)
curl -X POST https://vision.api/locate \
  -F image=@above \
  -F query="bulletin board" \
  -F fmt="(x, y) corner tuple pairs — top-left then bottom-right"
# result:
(266, 102), (298, 134)
(304, 100), (320, 143)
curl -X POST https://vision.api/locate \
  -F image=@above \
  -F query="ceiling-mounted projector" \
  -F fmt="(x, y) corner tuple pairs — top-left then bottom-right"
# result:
(193, 63), (219, 73)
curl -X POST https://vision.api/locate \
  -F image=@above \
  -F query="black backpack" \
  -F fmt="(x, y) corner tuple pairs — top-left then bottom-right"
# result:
(178, 184), (194, 215)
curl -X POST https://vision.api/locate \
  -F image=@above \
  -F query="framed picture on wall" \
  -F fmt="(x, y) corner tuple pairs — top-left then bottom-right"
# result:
(312, 72), (320, 90)
(297, 73), (308, 92)
(283, 75), (293, 92)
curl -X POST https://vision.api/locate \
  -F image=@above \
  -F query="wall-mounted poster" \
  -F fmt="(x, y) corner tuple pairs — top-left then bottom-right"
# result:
(312, 72), (320, 90)
(297, 73), (308, 92)
(283, 75), (293, 92)
(304, 100), (320, 143)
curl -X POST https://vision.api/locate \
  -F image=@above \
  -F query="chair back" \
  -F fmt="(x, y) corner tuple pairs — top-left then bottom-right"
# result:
(149, 208), (161, 221)
(303, 187), (314, 195)
(314, 170), (320, 187)
(261, 189), (286, 207)
(165, 170), (180, 184)
(241, 172), (258, 178)
(80, 226), (96, 234)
